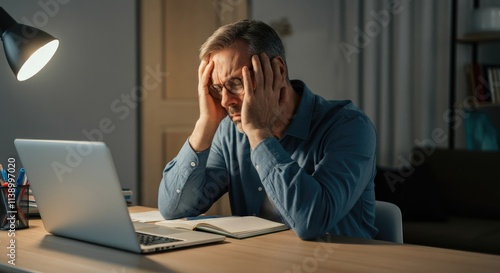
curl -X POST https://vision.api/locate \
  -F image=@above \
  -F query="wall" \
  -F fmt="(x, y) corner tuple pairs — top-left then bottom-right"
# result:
(0, 0), (138, 203)
(251, 0), (336, 100)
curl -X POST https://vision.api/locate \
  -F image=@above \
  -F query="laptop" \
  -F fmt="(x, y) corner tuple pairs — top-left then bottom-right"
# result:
(14, 138), (225, 253)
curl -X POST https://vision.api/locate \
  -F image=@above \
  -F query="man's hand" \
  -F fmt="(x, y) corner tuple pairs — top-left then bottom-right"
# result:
(198, 59), (227, 124)
(189, 59), (227, 152)
(241, 53), (287, 148)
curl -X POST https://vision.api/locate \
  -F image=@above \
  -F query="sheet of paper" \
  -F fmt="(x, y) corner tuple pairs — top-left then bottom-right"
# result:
(129, 211), (165, 222)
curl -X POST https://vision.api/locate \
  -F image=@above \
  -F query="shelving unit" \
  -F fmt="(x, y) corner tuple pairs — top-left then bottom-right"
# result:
(457, 31), (500, 43)
(457, 32), (500, 109)
(449, 0), (500, 149)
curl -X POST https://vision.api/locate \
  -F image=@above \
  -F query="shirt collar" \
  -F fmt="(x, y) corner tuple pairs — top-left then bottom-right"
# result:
(283, 80), (314, 140)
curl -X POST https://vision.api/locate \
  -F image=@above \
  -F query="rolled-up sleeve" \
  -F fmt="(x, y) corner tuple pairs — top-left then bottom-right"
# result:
(158, 139), (228, 219)
(251, 111), (376, 240)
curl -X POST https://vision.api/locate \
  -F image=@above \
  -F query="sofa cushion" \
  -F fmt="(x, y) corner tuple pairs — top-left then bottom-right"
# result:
(422, 149), (500, 219)
(403, 216), (500, 255)
(375, 165), (448, 222)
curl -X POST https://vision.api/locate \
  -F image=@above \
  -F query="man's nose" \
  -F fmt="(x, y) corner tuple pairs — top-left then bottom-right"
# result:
(220, 88), (239, 108)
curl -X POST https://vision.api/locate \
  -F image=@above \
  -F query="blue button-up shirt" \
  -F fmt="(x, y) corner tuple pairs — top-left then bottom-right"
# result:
(158, 80), (378, 240)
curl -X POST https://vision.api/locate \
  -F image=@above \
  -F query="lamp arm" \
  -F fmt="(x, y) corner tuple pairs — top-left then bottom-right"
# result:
(0, 7), (17, 36)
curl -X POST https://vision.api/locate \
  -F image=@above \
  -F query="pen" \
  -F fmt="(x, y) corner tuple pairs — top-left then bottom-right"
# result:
(15, 168), (25, 198)
(22, 172), (28, 186)
(0, 164), (7, 182)
(186, 215), (220, 221)
(16, 168), (25, 187)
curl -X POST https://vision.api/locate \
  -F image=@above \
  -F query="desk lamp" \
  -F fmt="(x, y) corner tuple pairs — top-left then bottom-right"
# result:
(0, 7), (59, 81)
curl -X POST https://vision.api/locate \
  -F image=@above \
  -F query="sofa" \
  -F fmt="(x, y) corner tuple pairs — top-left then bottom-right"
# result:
(374, 148), (500, 255)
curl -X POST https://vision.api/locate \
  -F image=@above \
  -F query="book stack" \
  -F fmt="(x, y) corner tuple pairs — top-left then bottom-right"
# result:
(27, 188), (39, 216)
(466, 63), (500, 104)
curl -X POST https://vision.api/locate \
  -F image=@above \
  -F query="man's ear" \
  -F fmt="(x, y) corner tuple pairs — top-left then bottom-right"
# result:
(273, 56), (287, 86)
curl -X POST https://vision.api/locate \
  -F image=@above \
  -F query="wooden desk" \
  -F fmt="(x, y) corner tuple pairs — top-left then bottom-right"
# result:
(1, 207), (499, 273)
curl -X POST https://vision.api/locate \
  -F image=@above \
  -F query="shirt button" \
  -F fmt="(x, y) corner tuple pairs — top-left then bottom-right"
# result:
(258, 187), (263, 191)
(255, 164), (259, 170)
(176, 189), (181, 193)
(190, 161), (196, 167)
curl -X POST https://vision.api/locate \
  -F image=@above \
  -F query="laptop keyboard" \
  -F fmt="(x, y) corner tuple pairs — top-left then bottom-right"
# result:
(136, 232), (182, 246)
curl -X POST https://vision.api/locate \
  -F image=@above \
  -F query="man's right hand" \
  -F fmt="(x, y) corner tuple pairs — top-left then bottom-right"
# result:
(197, 59), (227, 124)
(188, 59), (227, 152)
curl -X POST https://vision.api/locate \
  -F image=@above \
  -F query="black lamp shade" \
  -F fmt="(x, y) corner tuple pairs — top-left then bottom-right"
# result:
(1, 7), (59, 81)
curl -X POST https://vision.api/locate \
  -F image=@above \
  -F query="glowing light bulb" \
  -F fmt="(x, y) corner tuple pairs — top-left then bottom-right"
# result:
(17, 39), (59, 81)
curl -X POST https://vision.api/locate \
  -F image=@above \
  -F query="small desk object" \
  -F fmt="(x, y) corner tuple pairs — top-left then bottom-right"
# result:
(1, 206), (499, 273)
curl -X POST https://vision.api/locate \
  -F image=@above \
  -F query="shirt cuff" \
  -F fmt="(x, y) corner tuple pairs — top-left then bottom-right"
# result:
(175, 139), (210, 177)
(250, 137), (291, 180)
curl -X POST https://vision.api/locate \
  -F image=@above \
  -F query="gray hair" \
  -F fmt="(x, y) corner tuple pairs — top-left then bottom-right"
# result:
(199, 19), (287, 71)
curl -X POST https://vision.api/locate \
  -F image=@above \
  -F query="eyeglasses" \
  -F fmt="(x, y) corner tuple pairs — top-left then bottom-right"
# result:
(208, 77), (244, 100)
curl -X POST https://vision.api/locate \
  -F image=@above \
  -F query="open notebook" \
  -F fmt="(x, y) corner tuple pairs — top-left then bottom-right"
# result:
(155, 216), (289, 239)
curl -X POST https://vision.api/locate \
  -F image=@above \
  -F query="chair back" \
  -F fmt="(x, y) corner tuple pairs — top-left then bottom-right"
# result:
(374, 201), (403, 243)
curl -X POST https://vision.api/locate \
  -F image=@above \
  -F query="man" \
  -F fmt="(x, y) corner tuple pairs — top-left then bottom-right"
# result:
(158, 19), (378, 240)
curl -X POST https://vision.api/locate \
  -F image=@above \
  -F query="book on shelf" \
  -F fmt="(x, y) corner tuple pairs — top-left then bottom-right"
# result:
(121, 188), (133, 206)
(466, 63), (500, 105)
(155, 216), (289, 239)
